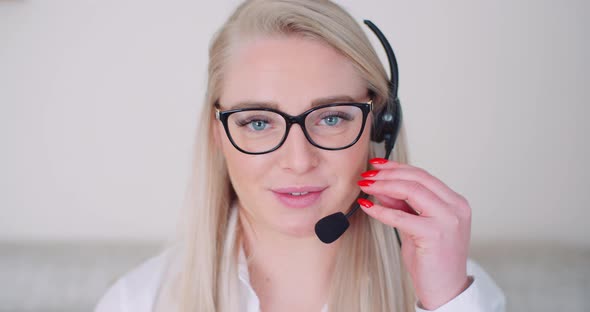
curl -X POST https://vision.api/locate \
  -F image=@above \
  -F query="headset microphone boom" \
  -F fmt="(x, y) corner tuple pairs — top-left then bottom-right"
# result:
(314, 20), (403, 247)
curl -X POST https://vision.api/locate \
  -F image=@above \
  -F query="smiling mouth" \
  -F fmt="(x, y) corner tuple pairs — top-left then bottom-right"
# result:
(289, 192), (309, 196)
(271, 186), (327, 209)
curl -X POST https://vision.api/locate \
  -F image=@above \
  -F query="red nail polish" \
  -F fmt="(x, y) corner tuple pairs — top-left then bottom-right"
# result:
(369, 158), (388, 165)
(361, 170), (379, 178)
(357, 180), (376, 187)
(357, 198), (374, 208)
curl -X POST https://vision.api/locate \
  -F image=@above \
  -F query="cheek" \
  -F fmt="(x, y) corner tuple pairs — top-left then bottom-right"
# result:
(348, 120), (373, 171)
(329, 134), (371, 185)
(217, 125), (267, 190)
(348, 141), (371, 176)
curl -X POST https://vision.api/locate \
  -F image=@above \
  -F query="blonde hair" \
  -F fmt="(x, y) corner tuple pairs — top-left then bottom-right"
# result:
(155, 0), (415, 311)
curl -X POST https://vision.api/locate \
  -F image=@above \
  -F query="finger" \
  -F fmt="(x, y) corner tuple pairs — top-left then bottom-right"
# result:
(359, 179), (450, 217)
(364, 164), (458, 204)
(368, 158), (407, 169)
(358, 199), (435, 239)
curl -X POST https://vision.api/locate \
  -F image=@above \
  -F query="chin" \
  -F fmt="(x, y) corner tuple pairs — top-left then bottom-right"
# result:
(273, 215), (318, 238)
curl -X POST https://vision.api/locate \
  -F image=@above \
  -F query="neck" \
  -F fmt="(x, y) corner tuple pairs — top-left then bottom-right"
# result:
(239, 207), (341, 311)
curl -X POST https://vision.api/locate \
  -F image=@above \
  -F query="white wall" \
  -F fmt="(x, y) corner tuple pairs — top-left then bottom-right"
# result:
(1, 0), (588, 246)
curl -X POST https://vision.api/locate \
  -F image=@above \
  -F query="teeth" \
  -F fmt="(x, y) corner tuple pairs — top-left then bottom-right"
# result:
(290, 192), (309, 196)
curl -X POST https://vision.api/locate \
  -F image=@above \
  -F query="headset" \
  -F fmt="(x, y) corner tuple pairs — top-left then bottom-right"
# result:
(314, 20), (403, 247)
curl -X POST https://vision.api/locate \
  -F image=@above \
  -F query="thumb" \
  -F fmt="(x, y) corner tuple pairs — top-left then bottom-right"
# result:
(372, 194), (419, 216)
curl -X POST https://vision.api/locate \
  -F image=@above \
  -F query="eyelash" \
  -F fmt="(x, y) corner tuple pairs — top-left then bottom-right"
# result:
(235, 117), (271, 127)
(318, 111), (353, 121)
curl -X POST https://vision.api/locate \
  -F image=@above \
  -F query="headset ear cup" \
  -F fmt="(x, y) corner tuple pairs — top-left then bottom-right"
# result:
(371, 105), (386, 143)
(370, 97), (402, 156)
(388, 98), (402, 152)
(364, 20), (403, 159)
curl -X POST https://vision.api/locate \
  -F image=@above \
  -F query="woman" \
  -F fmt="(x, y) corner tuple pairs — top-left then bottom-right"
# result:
(96, 0), (505, 311)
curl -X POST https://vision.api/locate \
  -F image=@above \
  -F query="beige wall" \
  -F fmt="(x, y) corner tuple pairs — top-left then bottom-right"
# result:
(1, 0), (588, 246)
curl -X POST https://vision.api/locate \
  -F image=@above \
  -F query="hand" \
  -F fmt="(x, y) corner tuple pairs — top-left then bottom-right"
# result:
(356, 158), (472, 310)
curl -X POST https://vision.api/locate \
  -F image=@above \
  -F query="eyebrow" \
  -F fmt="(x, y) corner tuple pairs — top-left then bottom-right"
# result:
(226, 95), (358, 110)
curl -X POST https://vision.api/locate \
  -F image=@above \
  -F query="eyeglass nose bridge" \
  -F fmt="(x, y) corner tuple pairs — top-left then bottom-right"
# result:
(279, 111), (317, 150)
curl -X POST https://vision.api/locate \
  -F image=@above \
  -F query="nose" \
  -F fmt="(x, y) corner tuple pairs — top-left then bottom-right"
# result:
(277, 124), (319, 174)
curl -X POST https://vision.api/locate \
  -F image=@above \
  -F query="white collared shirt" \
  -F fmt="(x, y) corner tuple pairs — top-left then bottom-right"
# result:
(95, 247), (506, 312)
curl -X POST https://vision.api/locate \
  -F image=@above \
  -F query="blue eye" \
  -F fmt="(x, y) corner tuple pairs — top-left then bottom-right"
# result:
(236, 117), (271, 131)
(322, 116), (341, 126)
(249, 120), (268, 131)
(318, 111), (352, 127)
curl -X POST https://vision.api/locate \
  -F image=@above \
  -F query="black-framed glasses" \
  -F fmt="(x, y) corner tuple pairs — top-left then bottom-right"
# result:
(215, 101), (373, 155)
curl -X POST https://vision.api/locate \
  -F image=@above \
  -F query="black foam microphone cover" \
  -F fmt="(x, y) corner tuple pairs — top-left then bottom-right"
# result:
(314, 212), (350, 244)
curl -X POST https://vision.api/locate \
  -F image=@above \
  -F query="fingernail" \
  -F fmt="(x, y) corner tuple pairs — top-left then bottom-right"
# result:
(361, 170), (380, 178)
(357, 180), (376, 187)
(369, 158), (388, 165)
(357, 198), (374, 208)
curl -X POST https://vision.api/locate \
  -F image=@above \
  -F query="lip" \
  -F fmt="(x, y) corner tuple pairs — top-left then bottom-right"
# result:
(271, 186), (327, 209)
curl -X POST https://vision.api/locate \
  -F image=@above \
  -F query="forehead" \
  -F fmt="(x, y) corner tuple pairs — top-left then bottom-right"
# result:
(220, 36), (367, 114)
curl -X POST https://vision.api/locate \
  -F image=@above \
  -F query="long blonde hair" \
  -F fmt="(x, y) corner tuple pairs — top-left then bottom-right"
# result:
(155, 0), (415, 311)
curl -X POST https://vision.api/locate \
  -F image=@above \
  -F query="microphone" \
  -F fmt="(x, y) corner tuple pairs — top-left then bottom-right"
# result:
(314, 190), (402, 246)
(314, 193), (368, 244)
